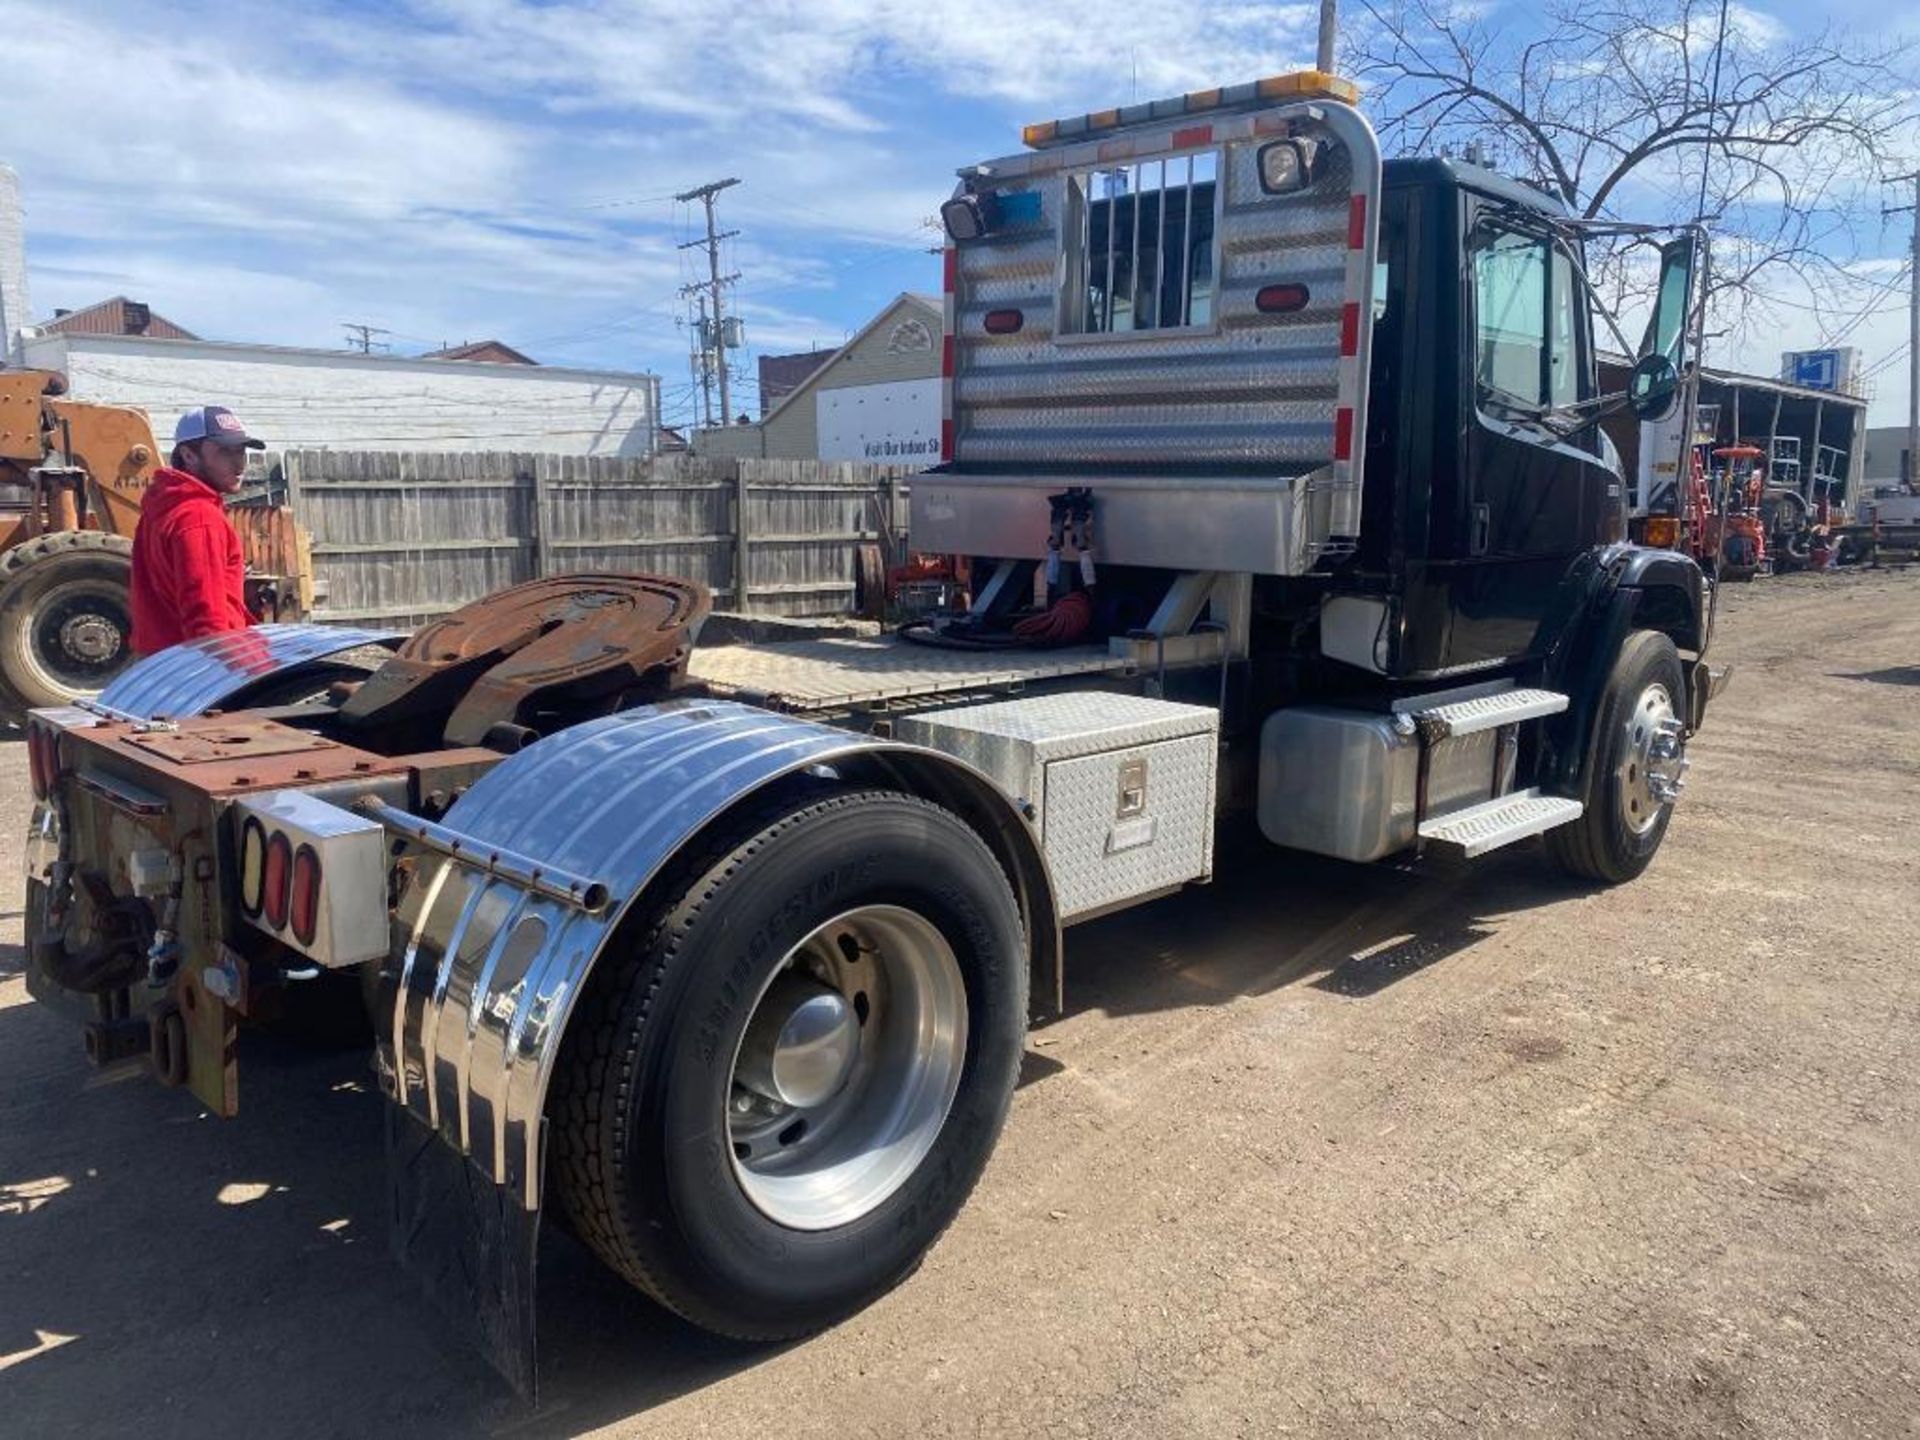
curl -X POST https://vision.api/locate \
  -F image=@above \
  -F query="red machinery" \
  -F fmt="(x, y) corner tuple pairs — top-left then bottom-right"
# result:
(1673, 443), (1768, 580)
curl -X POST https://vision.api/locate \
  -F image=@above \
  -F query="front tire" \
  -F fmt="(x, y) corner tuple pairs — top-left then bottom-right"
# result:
(0, 532), (135, 713)
(548, 787), (1027, 1340)
(1547, 630), (1689, 884)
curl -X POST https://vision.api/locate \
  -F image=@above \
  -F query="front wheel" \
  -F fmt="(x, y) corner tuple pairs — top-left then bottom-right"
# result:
(0, 531), (135, 713)
(1547, 630), (1690, 884)
(548, 787), (1028, 1340)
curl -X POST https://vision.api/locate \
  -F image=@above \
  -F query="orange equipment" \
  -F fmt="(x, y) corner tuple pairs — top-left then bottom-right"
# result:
(0, 369), (308, 715)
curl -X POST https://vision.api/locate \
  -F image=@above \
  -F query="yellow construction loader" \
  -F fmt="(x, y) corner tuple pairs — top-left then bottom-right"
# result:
(0, 368), (307, 717)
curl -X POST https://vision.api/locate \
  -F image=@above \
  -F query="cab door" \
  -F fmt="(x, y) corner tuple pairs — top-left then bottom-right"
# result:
(1430, 196), (1621, 668)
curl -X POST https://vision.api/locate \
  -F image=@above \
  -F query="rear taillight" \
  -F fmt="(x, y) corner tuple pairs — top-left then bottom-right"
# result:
(1255, 283), (1310, 314)
(262, 832), (293, 930)
(983, 308), (1025, 335)
(239, 816), (268, 917)
(290, 845), (321, 946)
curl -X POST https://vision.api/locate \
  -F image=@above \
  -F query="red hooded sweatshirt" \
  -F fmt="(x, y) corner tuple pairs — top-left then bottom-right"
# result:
(129, 467), (254, 655)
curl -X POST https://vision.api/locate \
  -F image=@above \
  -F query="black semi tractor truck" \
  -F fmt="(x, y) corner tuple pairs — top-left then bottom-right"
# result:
(21, 71), (1722, 1390)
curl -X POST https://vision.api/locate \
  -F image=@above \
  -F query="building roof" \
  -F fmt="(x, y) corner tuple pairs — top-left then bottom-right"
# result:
(39, 295), (197, 340)
(422, 339), (538, 365)
(25, 327), (658, 386)
(757, 348), (835, 416)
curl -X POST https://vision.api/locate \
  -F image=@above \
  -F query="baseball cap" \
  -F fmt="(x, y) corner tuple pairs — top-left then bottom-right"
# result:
(174, 405), (266, 450)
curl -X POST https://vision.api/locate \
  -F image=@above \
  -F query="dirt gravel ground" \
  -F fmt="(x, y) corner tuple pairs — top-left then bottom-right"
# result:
(1, 570), (1916, 1439)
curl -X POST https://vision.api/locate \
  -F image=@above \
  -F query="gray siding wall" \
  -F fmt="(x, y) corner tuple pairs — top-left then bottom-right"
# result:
(283, 450), (912, 626)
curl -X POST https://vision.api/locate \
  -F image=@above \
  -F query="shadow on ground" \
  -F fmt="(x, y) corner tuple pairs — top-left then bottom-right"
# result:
(0, 822), (1588, 1439)
(1836, 665), (1920, 687)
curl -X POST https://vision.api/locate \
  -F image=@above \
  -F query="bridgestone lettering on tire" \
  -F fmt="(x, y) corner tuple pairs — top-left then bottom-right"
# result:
(1547, 629), (1687, 884)
(0, 531), (136, 713)
(547, 786), (1028, 1340)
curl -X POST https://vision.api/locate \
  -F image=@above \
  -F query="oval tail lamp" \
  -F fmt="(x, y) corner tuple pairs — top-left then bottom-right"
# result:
(239, 817), (268, 918)
(983, 309), (1025, 335)
(290, 845), (322, 947)
(262, 832), (293, 930)
(1255, 283), (1311, 314)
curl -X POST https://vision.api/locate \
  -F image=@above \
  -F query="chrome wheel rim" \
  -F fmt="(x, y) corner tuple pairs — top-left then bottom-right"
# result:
(1616, 681), (1686, 836)
(726, 904), (967, 1231)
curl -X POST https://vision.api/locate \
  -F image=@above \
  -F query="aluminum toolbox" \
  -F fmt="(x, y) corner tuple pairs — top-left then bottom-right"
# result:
(895, 693), (1218, 922)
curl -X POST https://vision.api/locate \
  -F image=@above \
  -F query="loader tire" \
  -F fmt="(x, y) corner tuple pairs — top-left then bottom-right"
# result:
(548, 786), (1027, 1341)
(0, 531), (136, 714)
(1547, 630), (1688, 885)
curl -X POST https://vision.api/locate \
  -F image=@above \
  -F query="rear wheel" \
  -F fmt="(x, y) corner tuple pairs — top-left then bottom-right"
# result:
(548, 787), (1027, 1340)
(0, 532), (135, 713)
(1547, 630), (1689, 884)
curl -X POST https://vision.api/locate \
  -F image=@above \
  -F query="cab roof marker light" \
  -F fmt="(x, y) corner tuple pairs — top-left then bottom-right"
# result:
(1022, 70), (1359, 149)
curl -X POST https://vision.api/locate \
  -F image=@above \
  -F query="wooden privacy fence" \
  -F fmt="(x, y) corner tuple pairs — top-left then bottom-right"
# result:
(274, 451), (915, 627)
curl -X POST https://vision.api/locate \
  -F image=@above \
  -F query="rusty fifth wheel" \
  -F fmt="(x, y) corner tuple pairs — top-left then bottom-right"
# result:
(548, 787), (1027, 1340)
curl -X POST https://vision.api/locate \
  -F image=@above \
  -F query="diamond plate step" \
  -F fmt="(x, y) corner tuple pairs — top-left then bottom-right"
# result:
(1418, 789), (1583, 859)
(1408, 687), (1568, 739)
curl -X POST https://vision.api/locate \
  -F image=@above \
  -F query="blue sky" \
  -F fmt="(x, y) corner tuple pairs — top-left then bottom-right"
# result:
(3, 0), (1914, 429)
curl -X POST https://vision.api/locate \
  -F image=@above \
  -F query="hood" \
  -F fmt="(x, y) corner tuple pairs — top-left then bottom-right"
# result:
(143, 465), (227, 520)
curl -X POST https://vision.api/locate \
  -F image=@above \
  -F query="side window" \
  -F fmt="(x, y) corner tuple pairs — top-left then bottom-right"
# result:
(1470, 221), (1580, 412)
(1065, 153), (1218, 335)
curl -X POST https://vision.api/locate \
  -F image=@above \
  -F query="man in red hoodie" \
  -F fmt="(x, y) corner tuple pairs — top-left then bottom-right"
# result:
(129, 405), (265, 655)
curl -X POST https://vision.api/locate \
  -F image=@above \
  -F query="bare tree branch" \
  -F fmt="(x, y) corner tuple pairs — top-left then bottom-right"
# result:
(1346, 0), (1920, 341)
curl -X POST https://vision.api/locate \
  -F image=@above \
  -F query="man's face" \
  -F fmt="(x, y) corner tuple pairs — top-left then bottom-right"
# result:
(183, 440), (251, 494)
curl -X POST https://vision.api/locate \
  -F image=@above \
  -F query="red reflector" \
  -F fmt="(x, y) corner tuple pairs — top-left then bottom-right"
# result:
(262, 832), (293, 930)
(943, 247), (958, 295)
(941, 418), (955, 463)
(290, 844), (321, 947)
(983, 308), (1025, 335)
(941, 333), (955, 377)
(1172, 124), (1214, 150)
(1333, 407), (1355, 461)
(1348, 194), (1367, 249)
(1340, 301), (1361, 356)
(1254, 284), (1310, 314)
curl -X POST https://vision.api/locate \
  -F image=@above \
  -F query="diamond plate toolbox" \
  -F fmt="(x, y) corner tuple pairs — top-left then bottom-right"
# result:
(895, 693), (1218, 922)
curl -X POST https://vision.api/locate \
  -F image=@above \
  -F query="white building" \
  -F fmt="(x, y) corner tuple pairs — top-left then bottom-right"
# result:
(20, 329), (660, 458)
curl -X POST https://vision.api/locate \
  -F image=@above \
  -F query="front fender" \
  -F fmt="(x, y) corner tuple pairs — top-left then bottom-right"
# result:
(1538, 544), (1710, 795)
(379, 698), (1059, 1213)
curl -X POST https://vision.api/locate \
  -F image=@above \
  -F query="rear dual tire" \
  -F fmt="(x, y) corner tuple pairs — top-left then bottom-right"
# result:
(548, 787), (1027, 1340)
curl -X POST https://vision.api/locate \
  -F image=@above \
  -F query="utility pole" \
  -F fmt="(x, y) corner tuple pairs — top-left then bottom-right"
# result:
(677, 177), (741, 426)
(1888, 173), (1920, 488)
(690, 292), (713, 430)
(341, 322), (390, 354)
(1317, 0), (1337, 71)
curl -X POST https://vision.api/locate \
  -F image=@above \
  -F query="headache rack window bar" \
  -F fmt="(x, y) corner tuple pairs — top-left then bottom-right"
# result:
(1069, 151), (1219, 336)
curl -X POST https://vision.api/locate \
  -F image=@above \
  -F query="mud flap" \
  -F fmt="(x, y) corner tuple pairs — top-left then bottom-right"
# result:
(385, 1105), (542, 1397)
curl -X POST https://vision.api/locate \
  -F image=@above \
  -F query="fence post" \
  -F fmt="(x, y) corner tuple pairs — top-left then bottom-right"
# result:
(529, 455), (552, 580)
(732, 462), (752, 613)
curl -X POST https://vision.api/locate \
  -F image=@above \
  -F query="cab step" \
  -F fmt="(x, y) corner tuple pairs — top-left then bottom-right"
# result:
(1406, 687), (1569, 739)
(1418, 788), (1583, 858)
